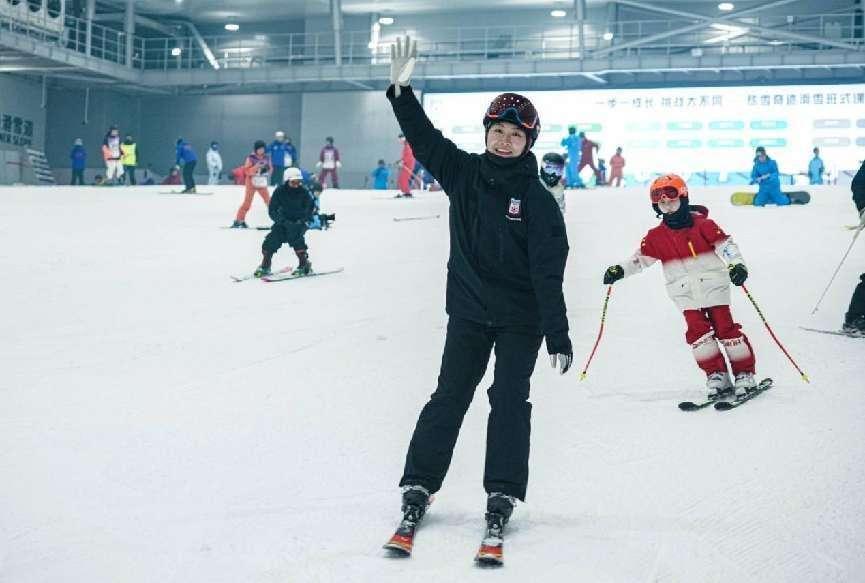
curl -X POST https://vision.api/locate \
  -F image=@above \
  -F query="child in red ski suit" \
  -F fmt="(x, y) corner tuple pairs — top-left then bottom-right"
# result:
(602, 174), (758, 399)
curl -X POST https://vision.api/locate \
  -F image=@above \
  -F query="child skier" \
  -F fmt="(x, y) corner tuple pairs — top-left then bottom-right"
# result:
(539, 152), (566, 213)
(602, 174), (758, 399)
(371, 159), (390, 190)
(232, 140), (272, 229)
(254, 167), (316, 278)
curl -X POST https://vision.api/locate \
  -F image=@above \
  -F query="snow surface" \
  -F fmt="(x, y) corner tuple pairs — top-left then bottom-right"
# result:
(1, 184), (863, 583)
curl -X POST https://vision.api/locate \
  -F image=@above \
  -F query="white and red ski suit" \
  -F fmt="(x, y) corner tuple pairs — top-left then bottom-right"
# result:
(617, 205), (756, 377)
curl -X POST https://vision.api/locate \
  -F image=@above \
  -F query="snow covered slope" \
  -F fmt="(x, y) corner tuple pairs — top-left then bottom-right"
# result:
(1, 184), (862, 582)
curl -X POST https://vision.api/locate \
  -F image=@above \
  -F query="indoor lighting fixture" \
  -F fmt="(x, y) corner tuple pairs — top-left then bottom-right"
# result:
(602, 31), (614, 41)
(550, 9), (566, 18)
(706, 22), (748, 43)
(378, 16), (394, 25)
(171, 47), (182, 56)
(718, 2), (734, 10)
(224, 23), (239, 32)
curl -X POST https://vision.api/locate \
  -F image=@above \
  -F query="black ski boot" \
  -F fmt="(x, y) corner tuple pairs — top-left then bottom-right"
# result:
(842, 313), (865, 337)
(476, 492), (515, 566)
(383, 485), (431, 556)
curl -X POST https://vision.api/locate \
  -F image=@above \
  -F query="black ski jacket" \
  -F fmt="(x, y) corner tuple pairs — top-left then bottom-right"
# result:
(269, 183), (315, 224)
(387, 86), (569, 344)
(852, 160), (865, 213)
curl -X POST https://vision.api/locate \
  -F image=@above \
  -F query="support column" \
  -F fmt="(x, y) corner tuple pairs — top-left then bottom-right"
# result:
(574, 0), (586, 57)
(124, 0), (135, 67)
(331, 0), (343, 65)
(85, 0), (95, 56)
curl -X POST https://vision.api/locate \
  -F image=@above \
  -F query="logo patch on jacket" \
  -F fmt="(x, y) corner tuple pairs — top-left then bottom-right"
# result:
(507, 198), (522, 221)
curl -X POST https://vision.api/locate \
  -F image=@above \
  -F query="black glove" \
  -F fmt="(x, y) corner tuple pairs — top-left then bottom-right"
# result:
(603, 265), (624, 285)
(546, 333), (573, 375)
(729, 263), (748, 286)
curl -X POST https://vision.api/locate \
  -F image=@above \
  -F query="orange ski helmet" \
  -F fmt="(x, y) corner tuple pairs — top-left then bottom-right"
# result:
(649, 174), (689, 204)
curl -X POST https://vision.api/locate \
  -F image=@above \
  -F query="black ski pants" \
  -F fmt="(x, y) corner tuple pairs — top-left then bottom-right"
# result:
(71, 169), (84, 185)
(182, 160), (196, 191)
(124, 165), (136, 185)
(400, 317), (543, 501)
(263, 221), (308, 255)
(848, 273), (865, 319)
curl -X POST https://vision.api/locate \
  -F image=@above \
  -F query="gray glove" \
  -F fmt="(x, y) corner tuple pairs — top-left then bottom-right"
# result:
(390, 35), (417, 98)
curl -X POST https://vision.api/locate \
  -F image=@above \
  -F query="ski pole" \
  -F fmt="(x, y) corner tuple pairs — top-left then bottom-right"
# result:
(580, 286), (612, 381)
(741, 285), (809, 383)
(811, 227), (863, 314)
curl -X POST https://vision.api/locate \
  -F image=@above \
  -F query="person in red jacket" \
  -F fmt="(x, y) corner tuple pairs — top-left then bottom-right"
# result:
(602, 174), (758, 400)
(577, 131), (602, 183)
(316, 136), (341, 188)
(231, 140), (273, 228)
(397, 133), (416, 197)
(608, 147), (625, 187)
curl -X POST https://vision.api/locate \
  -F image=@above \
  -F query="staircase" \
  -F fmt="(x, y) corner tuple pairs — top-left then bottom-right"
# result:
(24, 148), (56, 185)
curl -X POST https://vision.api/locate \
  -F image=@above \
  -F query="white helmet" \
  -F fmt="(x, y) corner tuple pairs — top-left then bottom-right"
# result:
(275, 131), (285, 139)
(285, 167), (303, 182)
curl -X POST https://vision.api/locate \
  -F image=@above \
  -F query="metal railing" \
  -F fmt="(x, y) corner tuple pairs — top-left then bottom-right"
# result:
(2, 9), (863, 74)
(138, 13), (864, 72)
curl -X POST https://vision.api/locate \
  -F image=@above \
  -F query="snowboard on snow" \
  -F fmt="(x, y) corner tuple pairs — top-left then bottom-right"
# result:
(730, 191), (810, 206)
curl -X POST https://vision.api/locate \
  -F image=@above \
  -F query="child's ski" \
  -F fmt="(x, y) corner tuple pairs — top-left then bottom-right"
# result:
(261, 268), (344, 282)
(714, 378), (773, 411)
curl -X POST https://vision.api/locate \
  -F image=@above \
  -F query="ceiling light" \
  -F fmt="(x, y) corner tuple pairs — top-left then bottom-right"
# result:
(224, 23), (239, 32)
(550, 9), (566, 18)
(171, 47), (182, 56)
(602, 31), (614, 41)
(378, 16), (394, 25)
(767, 40), (785, 45)
(718, 2), (734, 10)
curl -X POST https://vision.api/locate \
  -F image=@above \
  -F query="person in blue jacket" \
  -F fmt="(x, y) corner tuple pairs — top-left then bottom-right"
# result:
(175, 138), (198, 193)
(808, 147), (825, 185)
(750, 147), (789, 206)
(70, 138), (87, 185)
(560, 126), (583, 188)
(269, 131), (298, 186)
(371, 159), (390, 189)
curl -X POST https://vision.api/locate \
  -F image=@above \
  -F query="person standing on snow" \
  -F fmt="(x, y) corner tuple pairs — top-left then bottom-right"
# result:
(70, 138), (87, 186)
(750, 147), (789, 206)
(397, 133), (416, 197)
(608, 147), (625, 187)
(268, 131), (290, 186)
(602, 174), (759, 399)
(316, 136), (341, 188)
(577, 131), (602, 184)
(808, 147), (825, 185)
(102, 126), (123, 185)
(371, 159), (391, 190)
(842, 160), (865, 336)
(175, 138), (198, 194)
(232, 140), (272, 228)
(539, 152), (566, 213)
(121, 135), (137, 185)
(253, 167), (316, 278)
(206, 142), (223, 186)
(385, 36), (572, 547)
(560, 126), (582, 188)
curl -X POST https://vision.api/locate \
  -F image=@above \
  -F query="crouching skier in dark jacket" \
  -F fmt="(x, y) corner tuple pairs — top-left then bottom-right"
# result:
(254, 167), (316, 278)
(383, 37), (572, 561)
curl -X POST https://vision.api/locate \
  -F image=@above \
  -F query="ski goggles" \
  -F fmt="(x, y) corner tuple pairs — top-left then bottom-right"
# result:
(650, 186), (682, 204)
(485, 101), (539, 132)
(542, 161), (564, 176)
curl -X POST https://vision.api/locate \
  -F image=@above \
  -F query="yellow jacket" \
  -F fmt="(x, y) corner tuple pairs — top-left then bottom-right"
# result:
(121, 143), (137, 166)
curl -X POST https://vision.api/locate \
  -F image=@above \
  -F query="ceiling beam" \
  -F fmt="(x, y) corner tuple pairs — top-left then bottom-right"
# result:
(614, 0), (862, 52)
(592, 0), (803, 58)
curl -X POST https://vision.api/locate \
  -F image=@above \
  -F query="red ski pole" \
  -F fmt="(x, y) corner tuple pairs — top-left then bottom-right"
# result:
(580, 286), (612, 381)
(741, 285), (810, 383)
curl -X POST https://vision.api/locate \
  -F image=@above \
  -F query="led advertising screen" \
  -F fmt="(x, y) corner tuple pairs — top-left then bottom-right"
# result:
(423, 84), (865, 186)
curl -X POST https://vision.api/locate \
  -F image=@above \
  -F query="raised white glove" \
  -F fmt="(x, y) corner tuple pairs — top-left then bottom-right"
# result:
(315, 161), (322, 169)
(390, 35), (417, 98)
(336, 160), (342, 169)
